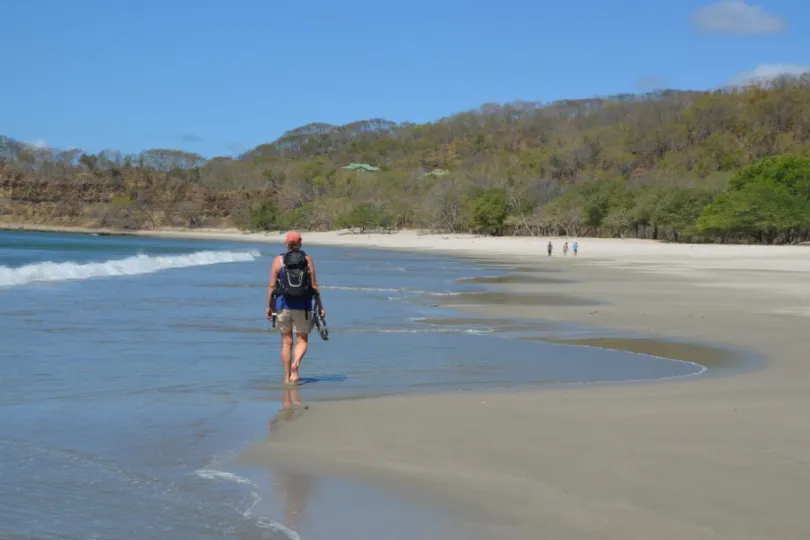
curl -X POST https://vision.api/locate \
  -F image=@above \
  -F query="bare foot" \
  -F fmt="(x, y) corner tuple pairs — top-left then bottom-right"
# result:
(290, 361), (300, 383)
(290, 365), (299, 383)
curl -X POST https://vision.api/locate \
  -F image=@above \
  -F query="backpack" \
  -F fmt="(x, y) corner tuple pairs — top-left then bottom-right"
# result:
(276, 250), (313, 301)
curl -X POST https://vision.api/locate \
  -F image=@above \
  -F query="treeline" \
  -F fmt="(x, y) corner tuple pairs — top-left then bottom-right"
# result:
(1, 73), (810, 244)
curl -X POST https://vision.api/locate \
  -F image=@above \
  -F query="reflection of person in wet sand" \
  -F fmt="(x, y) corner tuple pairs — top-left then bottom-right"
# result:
(274, 468), (313, 533)
(268, 384), (313, 533)
(269, 383), (307, 434)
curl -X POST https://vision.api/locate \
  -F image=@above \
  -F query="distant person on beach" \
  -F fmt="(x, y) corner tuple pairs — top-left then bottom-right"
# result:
(563, 242), (569, 256)
(573, 241), (578, 256)
(266, 231), (326, 384)
(547, 241), (553, 256)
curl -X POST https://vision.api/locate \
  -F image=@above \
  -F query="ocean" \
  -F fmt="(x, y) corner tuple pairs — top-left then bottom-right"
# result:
(0, 230), (704, 539)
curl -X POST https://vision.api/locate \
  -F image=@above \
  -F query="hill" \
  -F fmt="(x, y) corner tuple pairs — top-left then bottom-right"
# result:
(2, 74), (810, 244)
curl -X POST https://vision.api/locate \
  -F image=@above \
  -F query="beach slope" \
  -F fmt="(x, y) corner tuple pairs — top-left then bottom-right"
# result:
(238, 232), (810, 540)
(7, 225), (810, 538)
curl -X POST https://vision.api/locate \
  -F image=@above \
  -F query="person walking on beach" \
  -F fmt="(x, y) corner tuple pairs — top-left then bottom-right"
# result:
(266, 231), (326, 385)
(563, 242), (569, 256)
(573, 241), (578, 256)
(547, 241), (553, 256)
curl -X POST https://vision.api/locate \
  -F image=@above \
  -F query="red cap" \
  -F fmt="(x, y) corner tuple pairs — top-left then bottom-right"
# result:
(285, 230), (302, 246)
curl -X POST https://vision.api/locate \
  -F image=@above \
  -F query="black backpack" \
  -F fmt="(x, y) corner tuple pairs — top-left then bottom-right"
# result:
(277, 250), (313, 300)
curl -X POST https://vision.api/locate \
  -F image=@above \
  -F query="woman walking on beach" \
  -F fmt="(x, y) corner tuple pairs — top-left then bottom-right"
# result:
(266, 231), (327, 384)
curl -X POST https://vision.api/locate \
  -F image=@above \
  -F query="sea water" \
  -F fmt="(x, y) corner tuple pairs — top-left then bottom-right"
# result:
(0, 230), (703, 539)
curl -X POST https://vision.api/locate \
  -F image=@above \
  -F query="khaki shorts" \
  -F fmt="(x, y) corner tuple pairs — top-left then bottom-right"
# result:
(276, 309), (312, 334)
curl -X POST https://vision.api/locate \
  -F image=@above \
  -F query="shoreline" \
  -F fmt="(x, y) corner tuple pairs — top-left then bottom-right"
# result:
(3, 222), (758, 378)
(6, 221), (810, 260)
(233, 231), (810, 539)
(4, 222), (751, 378)
(7, 223), (810, 538)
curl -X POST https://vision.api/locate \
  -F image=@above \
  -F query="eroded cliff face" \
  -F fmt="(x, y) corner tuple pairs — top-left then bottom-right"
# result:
(0, 165), (261, 229)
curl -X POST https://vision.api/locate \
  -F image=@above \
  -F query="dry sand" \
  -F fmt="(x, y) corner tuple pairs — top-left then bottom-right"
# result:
(243, 230), (810, 540)
(8, 225), (810, 538)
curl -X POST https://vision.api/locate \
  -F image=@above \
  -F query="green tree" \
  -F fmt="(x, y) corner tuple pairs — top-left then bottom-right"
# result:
(655, 188), (715, 241)
(470, 188), (509, 235)
(249, 200), (280, 231)
(728, 154), (810, 199)
(337, 203), (386, 232)
(4, 74), (810, 244)
(696, 155), (810, 243)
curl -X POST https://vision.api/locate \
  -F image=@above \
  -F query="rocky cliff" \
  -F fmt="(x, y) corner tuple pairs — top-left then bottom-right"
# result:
(0, 162), (262, 230)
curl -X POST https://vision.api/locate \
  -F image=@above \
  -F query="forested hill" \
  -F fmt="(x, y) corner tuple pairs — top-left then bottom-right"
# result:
(2, 74), (810, 244)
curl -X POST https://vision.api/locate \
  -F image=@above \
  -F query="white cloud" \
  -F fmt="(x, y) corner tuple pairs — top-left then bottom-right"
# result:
(730, 63), (810, 86)
(691, 1), (786, 35)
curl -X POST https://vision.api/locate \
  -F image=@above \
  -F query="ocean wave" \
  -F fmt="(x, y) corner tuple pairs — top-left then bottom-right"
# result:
(0, 250), (261, 287)
(195, 468), (301, 540)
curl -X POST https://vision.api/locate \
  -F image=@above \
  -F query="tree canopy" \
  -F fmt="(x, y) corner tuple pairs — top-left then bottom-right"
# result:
(2, 73), (810, 244)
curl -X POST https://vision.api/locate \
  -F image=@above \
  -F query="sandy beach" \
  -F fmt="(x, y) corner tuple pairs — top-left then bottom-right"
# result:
(8, 224), (810, 539)
(245, 229), (810, 540)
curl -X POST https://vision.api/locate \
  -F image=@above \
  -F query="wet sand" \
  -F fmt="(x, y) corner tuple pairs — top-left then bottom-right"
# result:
(456, 273), (569, 284)
(232, 386), (482, 540)
(425, 290), (602, 307)
(9, 225), (810, 538)
(525, 337), (749, 372)
(240, 240), (810, 540)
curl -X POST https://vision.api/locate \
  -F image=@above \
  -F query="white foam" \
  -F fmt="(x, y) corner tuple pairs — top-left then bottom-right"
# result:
(256, 518), (301, 540)
(194, 468), (299, 538)
(0, 249), (261, 287)
(193, 468), (257, 486)
(340, 327), (494, 334)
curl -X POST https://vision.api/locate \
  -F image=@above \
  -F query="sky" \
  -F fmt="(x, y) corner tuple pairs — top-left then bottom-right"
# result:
(1, 0), (807, 158)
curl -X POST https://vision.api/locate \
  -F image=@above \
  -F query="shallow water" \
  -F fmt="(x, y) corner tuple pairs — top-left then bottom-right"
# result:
(0, 231), (704, 539)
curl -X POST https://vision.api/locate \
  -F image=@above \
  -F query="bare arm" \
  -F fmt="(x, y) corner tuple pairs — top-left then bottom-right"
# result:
(267, 256), (281, 310)
(305, 255), (320, 294)
(306, 255), (326, 315)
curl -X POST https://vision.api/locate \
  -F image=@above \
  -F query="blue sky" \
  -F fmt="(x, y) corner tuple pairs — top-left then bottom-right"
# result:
(1, 0), (807, 158)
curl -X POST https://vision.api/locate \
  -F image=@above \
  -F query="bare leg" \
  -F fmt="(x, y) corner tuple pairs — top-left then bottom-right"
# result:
(290, 333), (309, 383)
(281, 332), (294, 384)
(281, 385), (292, 411)
(289, 384), (302, 406)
